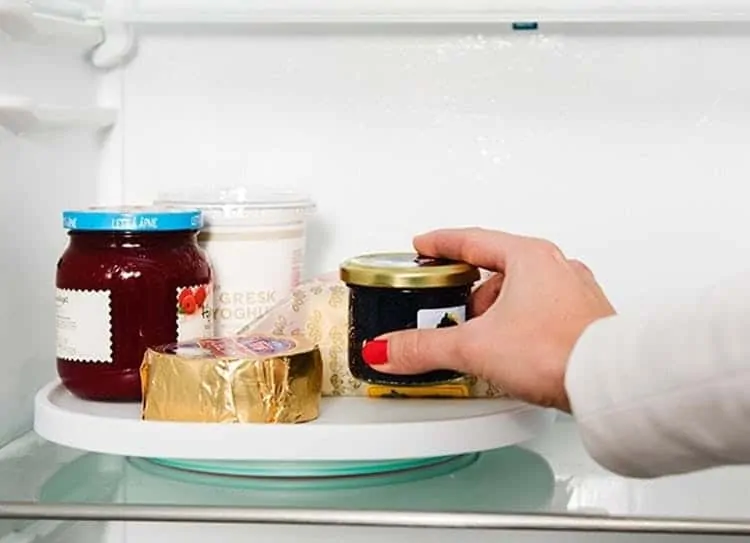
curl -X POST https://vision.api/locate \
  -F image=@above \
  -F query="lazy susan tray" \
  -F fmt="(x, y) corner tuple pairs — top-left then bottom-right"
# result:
(34, 381), (555, 463)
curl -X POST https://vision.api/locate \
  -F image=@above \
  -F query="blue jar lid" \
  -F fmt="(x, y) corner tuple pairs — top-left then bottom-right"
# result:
(63, 206), (203, 232)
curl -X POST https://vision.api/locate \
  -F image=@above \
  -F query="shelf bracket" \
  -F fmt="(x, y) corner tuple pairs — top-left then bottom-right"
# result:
(0, 95), (117, 136)
(90, 0), (137, 70)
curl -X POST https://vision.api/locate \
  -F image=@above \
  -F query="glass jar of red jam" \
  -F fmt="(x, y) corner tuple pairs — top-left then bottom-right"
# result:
(56, 207), (214, 402)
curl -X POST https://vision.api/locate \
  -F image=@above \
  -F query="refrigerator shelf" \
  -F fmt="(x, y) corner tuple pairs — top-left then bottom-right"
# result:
(113, 0), (750, 24)
(0, 0), (101, 46)
(0, 95), (116, 135)
(6, 420), (750, 535)
(33, 380), (554, 462)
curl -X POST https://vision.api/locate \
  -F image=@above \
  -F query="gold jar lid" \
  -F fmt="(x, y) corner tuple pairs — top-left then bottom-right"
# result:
(340, 253), (480, 289)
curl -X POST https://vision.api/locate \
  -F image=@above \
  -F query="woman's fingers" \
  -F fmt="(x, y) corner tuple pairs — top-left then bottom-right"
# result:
(414, 228), (525, 272)
(470, 273), (505, 317)
(367, 325), (471, 375)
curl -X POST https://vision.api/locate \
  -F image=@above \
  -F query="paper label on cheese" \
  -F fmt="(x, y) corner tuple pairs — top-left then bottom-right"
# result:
(160, 335), (301, 360)
(235, 335), (297, 355)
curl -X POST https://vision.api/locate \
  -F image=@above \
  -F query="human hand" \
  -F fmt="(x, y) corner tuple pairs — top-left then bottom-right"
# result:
(361, 228), (616, 412)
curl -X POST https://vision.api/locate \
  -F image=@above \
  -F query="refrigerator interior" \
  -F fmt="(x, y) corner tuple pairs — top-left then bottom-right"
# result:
(2, 0), (750, 539)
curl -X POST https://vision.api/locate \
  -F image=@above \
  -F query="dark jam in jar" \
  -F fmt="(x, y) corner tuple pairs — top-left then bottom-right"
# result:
(340, 253), (479, 387)
(56, 207), (214, 402)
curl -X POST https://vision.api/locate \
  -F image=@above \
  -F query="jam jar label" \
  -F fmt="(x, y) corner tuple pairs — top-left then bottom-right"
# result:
(417, 305), (466, 329)
(176, 284), (214, 342)
(56, 289), (113, 363)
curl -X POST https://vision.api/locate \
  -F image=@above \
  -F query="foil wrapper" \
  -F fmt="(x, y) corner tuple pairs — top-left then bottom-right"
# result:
(141, 335), (323, 424)
(237, 274), (506, 399)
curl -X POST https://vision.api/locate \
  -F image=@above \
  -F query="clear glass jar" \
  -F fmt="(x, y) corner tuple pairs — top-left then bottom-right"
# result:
(340, 253), (480, 387)
(56, 207), (214, 402)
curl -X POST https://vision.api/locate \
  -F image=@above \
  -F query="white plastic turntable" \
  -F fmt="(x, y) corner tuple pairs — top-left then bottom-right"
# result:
(34, 380), (555, 477)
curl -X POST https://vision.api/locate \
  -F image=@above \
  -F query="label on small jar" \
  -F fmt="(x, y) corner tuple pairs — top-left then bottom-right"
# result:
(176, 284), (215, 341)
(417, 305), (466, 329)
(56, 288), (112, 363)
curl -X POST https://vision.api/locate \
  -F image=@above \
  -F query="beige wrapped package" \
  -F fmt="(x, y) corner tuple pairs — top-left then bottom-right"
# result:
(238, 276), (505, 398)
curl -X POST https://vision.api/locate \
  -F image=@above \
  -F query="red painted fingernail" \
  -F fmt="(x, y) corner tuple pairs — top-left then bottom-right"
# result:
(362, 339), (389, 365)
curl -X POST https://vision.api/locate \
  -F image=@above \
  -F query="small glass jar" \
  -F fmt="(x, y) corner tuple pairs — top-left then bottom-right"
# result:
(56, 207), (214, 402)
(340, 253), (480, 387)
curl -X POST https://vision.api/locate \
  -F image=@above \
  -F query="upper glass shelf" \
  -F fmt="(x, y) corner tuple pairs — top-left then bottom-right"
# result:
(112, 0), (750, 24)
(3, 417), (750, 534)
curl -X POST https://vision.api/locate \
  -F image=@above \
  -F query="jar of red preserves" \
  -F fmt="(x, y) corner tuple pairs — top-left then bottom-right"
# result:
(56, 207), (214, 402)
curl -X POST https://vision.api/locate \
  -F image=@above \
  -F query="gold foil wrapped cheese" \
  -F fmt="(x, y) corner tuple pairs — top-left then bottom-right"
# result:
(140, 335), (323, 424)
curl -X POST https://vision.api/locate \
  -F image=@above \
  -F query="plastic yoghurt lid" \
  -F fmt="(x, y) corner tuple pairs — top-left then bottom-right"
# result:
(157, 186), (315, 215)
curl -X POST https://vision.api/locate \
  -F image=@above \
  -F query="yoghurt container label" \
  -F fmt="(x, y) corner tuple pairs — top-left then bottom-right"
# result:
(200, 228), (305, 335)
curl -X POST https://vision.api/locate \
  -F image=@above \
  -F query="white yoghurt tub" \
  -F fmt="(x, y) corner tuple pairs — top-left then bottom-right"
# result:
(157, 187), (315, 336)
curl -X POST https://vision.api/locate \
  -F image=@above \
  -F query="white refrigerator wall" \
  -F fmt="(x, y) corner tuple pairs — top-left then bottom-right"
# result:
(3, 20), (750, 443)
(115, 24), (750, 306)
(0, 37), (101, 446)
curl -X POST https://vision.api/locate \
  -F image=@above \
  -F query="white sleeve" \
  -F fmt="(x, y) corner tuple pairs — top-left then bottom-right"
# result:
(565, 275), (750, 478)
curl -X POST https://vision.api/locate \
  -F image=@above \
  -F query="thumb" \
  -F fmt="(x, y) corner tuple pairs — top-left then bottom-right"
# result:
(368, 326), (467, 375)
